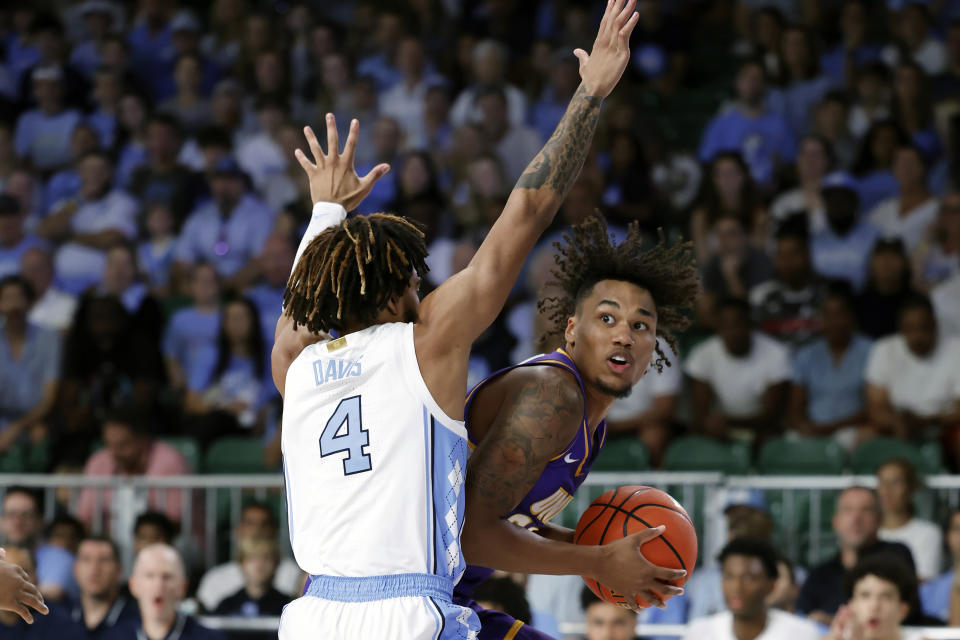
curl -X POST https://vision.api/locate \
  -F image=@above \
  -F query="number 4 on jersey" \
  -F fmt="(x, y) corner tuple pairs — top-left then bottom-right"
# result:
(320, 395), (372, 475)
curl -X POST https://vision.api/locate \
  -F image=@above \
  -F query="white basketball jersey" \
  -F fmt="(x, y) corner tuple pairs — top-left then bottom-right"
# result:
(281, 322), (470, 582)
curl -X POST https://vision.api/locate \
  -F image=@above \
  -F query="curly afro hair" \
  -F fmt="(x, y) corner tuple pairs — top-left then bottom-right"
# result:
(539, 216), (700, 372)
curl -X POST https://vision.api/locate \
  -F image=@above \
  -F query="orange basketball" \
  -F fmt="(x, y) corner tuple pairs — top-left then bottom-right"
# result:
(574, 485), (698, 609)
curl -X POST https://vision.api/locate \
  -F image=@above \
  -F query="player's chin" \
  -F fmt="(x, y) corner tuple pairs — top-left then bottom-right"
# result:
(593, 376), (633, 399)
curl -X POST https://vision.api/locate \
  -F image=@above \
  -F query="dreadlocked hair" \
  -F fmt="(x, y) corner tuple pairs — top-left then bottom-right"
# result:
(283, 213), (429, 333)
(539, 215), (700, 372)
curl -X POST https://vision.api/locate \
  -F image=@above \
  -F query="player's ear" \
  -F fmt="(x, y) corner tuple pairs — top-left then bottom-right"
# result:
(564, 315), (577, 347)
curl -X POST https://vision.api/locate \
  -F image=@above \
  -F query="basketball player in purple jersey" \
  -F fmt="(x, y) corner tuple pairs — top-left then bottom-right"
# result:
(456, 217), (701, 638)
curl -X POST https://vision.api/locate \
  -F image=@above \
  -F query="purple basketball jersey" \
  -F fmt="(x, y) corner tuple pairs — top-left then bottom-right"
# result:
(455, 348), (607, 597)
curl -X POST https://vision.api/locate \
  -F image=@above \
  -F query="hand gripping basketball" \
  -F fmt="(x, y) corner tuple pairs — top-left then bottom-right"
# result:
(592, 527), (686, 610)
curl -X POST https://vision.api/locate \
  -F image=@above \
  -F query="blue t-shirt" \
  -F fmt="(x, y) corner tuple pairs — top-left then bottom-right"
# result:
(0, 324), (61, 428)
(138, 239), (177, 289)
(0, 235), (47, 278)
(162, 307), (220, 377)
(87, 110), (118, 149)
(43, 170), (82, 215)
(768, 75), (833, 137)
(811, 221), (882, 291)
(245, 283), (283, 348)
(353, 164), (398, 215)
(857, 170), (899, 213)
(174, 195), (276, 277)
(699, 104), (796, 186)
(820, 45), (882, 86)
(792, 335), (873, 425)
(187, 349), (274, 412)
(0, 605), (85, 640)
(35, 544), (79, 602)
(14, 108), (82, 171)
(920, 569), (954, 622)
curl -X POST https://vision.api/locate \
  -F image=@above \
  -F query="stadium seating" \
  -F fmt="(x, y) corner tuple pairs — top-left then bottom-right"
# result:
(757, 437), (846, 475)
(662, 436), (751, 474)
(590, 438), (651, 471)
(204, 438), (268, 474)
(850, 438), (944, 475)
(162, 437), (202, 473)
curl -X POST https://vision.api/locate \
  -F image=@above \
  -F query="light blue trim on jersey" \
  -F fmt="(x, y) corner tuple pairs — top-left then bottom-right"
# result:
(282, 457), (295, 548)
(430, 416), (468, 581)
(306, 573), (453, 602)
(423, 406), (436, 575)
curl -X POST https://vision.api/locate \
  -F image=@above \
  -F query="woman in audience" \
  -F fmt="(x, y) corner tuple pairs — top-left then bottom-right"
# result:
(875, 458), (943, 581)
(769, 25), (832, 138)
(856, 238), (917, 338)
(852, 119), (909, 212)
(912, 192), (960, 292)
(868, 145), (940, 252)
(920, 508), (960, 624)
(769, 135), (833, 235)
(890, 61), (940, 159)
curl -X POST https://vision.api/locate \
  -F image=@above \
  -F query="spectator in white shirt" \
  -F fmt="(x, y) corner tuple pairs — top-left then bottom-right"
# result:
(865, 294), (960, 449)
(686, 297), (792, 442)
(931, 272), (960, 338)
(683, 538), (821, 640)
(476, 85), (543, 183)
(876, 458), (943, 581)
(450, 39), (527, 129)
(823, 556), (920, 640)
(581, 586), (637, 640)
(379, 37), (445, 150)
(880, 4), (947, 76)
(868, 145), (940, 252)
(20, 247), (76, 333)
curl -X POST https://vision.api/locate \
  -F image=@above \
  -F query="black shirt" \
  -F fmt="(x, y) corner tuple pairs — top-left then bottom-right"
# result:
(70, 595), (141, 640)
(796, 539), (915, 616)
(213, 586), (288, 618)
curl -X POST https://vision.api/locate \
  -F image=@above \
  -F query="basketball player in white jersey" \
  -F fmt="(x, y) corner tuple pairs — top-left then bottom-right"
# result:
(272, 2), (645, 637)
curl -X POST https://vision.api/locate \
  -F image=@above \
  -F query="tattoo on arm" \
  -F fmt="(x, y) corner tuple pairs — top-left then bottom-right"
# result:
(515, 84), (603, 198)
(465, 376), (583, 518)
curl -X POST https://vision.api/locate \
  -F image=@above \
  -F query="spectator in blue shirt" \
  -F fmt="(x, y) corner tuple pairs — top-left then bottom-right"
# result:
(812, 172), (882, 290)
(891, 61), (942, 161)
(354, 118), (401, 215)
(0, 276), (60, 454)
(245, 234), (293, 347)
(0, 546), (84, 640)
(853, 120), (909, 212)
(0, 194), (46, 278)
(14, 66), (82, 172)
(86, 68), (122, 150)
(789, 281), (873, 449)
(138, 202), (178, 294)
(699, 58), (796, 187)
(163, 262), (221, 393)
(528, 51), (579, 142)
(41, 124), (98, 216)
(819, 0), (882, 88)
(174, 156), (275, 289)
(15, 15), (89, 111)
(768, 25), (833, 137)
(920, 508), (960, 624)
(126, 3), (174, 103)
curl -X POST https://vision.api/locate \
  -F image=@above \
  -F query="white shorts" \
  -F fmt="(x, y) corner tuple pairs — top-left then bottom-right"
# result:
(279, 573), (480, 640)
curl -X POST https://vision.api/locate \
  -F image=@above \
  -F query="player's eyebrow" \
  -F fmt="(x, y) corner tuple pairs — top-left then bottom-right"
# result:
(598, 299), (655, 318)
(597, 299), (620, 309)
(636, 307), (655, 318)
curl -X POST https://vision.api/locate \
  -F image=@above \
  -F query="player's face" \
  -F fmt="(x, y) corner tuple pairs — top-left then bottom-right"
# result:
(721, 555), (773, 620)
(585, 601), (637, 640)
(848, 575), (908, 640)
(566, 280), (657, 399)
(75, 541), (121, 599)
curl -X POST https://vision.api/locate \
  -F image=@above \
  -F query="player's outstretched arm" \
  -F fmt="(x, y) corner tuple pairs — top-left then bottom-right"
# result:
(414, 0), (639, 395)
(271, 115), (388, 396)
(461, 367), (685, 609)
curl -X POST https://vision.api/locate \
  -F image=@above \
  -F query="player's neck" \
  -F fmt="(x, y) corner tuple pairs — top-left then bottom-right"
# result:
(583, 383), (617, 431)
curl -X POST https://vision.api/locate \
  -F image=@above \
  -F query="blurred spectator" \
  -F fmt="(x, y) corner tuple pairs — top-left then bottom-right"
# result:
(581, 586), (636, 640)
(0, 122), (16, 189)
(933, 19), (960, 103)
(77, 406), (189, 534)
(476, 85), (543, 184)
(733, 7), (786, 81)
(865, 294), (960, 452)
(173, 157), (275, 288)
(811, 172), (881, 291)
(920, 508), (960, 624)
(40, 150), (139, 295)
(932, 271), (960, 337)
(823, 556), (918, 640)
(768, 553), (800, 614)
(601, 130), (659, 237)
(687, 297), (792, 442)
(853, 120), (908, 213)
(183, 297), (273, 444)
(158, 53), (213, 135)
(868, 145), (940, 252)
(212, 536), (288, 619)
(699, 216), (774, 323)
(137, 202), (177, 293)
(378, 37), (445, 149)
(95, 244), (164, 344)
(769, 136), (832, 235)
(0, 545), (84, 640)
(797, 486), (915, 624)
(891, 62), (940, 158)
(132, 511), (176, 556)
(682, 538), (820, 640)
(811, 92), (858, 172)
(690, 152), (767, 266)
(70, 535), (139, 639)
(530, 51), (580, 142)
(163, 263), (221, 394)
(0, 193), (46, 277)
(450, 40), (527, 129)
(881, 4), (947, 76)
(353, 116), (402, 215)
(196, 502), (300, 612)
(605, 339), (681, 468)
(128, 544), (224, 640)
(235, 97), (288, 193)
(876, 458), (943, 581)
(470, 575), (560, 638)
(127, 114), (205, 225)
(87, 68), (122, 150)
(113, 90), (150, 188)
(820, 1), (882, 88)
(848, 62), (893, 139)
(14, 66), (82, 172)
(749, 216), (825, 348)
(42, 124), (99, 217)
(21, 247), (77, 333)
(855, 238), (916, 339)
(0, 487), (78, 604)
(45, 514), (84, 555)
(768, 26), (832, 138)
(911, 192), (960, 292)
(245, 234), (294, 345)
(788, 281), (871, 449)
(699, 58), (796, 187)
(17, 15), (88, 109)
(0, 275), (61, 454)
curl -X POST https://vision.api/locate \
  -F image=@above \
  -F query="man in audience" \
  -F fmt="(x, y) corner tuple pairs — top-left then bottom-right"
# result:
(14, 66), (82, 172)
(810, 172), (881, 291)
(0, 546), (83, 640)
(77, 407), (189, 536)
(0, 193), (45, 278)
(0, 275), (61, 454)
(70, 535), (139, 639)
(865, 294), (960, 456)
(212, 536), (287, 617)
(788, 281), (872, 449)
(867, 145), (940, 253)
(824, 556), (919, 640)
(920, 508), (960, 625)
(876, 458), (942, 581)
(195, 502), (300, 611)
(687, 297), (792, 443)
(20, 247), (77, 333)
(244, 233), (294, 345)
(683, 538), (820, 640)
(750, 215), (825, 349)
(133, 512), (177, 556)
(127, 544), (224, 640)
(581, 586), (637, 640)
(797, 486), (915, 624)
(0, 487), (78, 604)
(162, 262), (220, 393)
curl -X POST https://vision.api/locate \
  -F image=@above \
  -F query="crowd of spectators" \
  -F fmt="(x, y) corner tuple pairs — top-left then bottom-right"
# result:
(1, 0), (960, 638)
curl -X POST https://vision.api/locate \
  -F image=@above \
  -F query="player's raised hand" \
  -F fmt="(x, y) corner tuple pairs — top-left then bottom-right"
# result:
(592, 525), (686, 612)
(294, 114), (390, 211)
(0, 548), (48, 624)
(574, 0), (640, 98)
